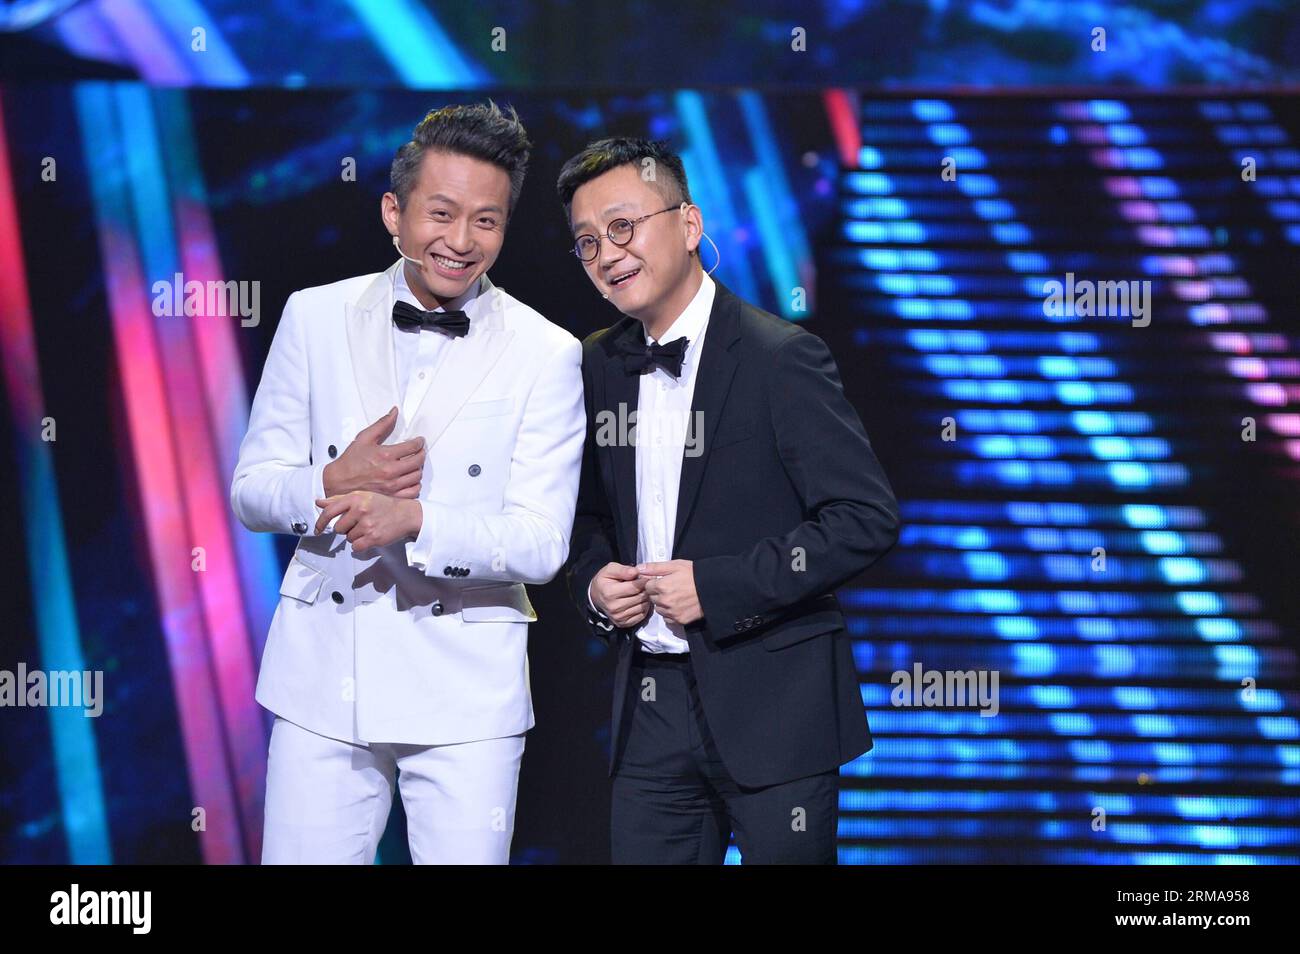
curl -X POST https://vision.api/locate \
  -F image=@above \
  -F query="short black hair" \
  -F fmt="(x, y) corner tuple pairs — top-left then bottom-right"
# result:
(556, 137), (692, 221)
(390, 100), (531, 213)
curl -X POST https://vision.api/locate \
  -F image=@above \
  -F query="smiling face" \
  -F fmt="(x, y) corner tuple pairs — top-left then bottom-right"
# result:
(568, 163), (703, 334)
(382, 149), (511, 309)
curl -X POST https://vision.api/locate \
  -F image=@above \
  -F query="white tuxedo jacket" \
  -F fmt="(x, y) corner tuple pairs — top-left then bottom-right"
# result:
(231, 260), (584, 746)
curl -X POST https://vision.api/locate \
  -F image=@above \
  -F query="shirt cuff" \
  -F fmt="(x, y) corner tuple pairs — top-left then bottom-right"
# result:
(588, 579), (608, 618)
(404, 499), (436, 571)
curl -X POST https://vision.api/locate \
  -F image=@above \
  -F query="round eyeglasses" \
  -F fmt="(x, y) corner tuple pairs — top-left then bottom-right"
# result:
(571, 205), (680, 262)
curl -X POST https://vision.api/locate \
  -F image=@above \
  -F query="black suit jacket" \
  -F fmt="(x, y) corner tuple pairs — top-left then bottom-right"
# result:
(565, 279), (901, 788)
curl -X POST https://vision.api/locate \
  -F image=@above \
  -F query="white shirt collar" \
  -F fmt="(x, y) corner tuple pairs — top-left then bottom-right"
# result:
(644, 272), (715, 347)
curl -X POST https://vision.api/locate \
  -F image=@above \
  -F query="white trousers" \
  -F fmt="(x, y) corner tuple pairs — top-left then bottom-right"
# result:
(261, 715), (525, 864)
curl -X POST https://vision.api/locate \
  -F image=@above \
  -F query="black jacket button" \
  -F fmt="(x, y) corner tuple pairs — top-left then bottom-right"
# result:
(468, 464), (481, 477)
(734, 622), (743, 632)
(431, 600), (443, 617)
(328, 444), (337, 459)
(292, 521), (307, 534)
(443, 566), (452, 576)
(331, 591), (344, 604)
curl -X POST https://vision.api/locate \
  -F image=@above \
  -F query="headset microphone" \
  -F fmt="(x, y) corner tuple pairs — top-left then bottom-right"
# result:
(392, 234), (424, 268)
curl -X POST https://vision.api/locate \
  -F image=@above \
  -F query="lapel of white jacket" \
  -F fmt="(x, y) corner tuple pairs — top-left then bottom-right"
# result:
(404, 274), (513, 446)
(345, 260), (402, 428)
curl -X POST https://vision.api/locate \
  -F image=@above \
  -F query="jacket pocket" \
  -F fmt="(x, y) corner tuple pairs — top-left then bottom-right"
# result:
(279, 556), (327, 604)
(460, 582), (538, 623)
(709, 421), (755, 451)
(761, 608), (844, 651)
(457, 397), (515, 421)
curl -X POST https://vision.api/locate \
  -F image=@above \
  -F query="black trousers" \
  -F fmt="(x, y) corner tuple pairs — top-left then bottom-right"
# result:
(610, 647), (839, 864)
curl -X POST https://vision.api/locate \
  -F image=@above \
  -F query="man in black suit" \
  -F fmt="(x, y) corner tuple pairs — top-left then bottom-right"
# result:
(558, 138), (900, 864)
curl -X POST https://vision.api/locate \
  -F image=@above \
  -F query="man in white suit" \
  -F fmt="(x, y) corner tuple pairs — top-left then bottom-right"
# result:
(230, 102), (584, 864)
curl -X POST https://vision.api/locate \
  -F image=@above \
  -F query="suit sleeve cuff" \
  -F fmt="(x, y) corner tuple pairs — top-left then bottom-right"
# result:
(288, 459), (330, 536)
(311, 460), (328, 515)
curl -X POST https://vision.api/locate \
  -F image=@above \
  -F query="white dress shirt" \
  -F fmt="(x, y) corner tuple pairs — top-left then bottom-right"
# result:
(590, 273), (716, 654)
(391, 263), (483, 423)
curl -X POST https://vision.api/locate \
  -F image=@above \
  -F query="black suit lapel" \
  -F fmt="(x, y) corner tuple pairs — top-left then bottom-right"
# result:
(601, 321), (642, 565)
(672, 281), (742, 554)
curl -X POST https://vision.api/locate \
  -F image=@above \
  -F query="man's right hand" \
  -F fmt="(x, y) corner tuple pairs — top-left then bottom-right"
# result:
(322, 406), (425, 499)
(590, 562), (650, 628)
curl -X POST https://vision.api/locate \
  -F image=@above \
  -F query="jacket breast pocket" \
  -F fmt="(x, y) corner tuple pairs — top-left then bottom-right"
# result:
(457, 397), (515, 421)
(761, 608), (844, 651)
(279, 556), (327, 605)
(709, 421), (755, 452)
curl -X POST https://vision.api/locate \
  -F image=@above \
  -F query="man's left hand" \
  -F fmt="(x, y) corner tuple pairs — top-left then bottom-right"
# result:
(314, 491), (422, 551)
(637, 560), (703, 625)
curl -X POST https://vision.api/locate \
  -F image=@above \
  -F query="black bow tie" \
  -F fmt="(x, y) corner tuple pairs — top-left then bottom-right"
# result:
(622, 337), (689, 378)
(392, 300), (471, 337)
